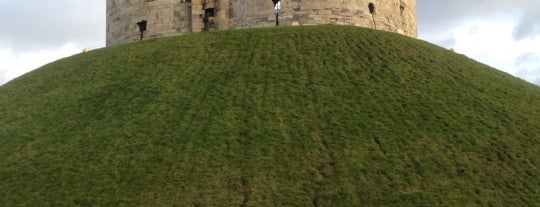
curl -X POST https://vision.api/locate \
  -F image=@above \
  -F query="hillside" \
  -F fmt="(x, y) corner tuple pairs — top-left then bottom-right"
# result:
(0, 25), (539, 206)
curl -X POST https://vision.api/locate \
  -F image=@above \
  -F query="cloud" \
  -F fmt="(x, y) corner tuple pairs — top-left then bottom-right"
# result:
(0, 0), (105, 86)
(512, 8), (540, 40)
(515, 52), (540, 66)
(0, 0), (105, 51)
(419, 0), (540, 43)
(514, 53), (540, 86)
(418, 0), (540, 86)
(517, 67), (540, 86)
(417, 0), (540, 36)
(0, 43), (81, 85)
(417, 0), (508, 31)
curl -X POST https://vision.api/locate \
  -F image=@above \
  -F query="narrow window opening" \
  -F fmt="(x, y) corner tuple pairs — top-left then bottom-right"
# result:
(399, 3), (407, 34)
(273, 0), (281, 26)
(368, 3), (377, 29)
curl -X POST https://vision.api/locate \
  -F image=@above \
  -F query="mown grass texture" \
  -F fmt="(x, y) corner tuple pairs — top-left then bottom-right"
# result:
(0, 25), (539, 206)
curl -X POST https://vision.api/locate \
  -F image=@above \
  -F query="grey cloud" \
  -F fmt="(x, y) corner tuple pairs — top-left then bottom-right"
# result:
(512, 7), (540, 40)
(416, 0), (509, 47)
(417, 0), (509, 32)
(515, 52), (540, 66)
(417, 0), (540, 36)
(0, 1), (105, 51)
(515, 66), (540, 86)
(514, 53), (540, 86)
(417, 0), (540, 86)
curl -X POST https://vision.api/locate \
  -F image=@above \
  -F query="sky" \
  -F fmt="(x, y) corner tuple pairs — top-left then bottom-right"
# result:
(0, 0), (539, 86)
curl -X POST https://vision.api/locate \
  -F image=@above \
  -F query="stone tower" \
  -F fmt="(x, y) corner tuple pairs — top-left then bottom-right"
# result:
(106, 0), (417, 46)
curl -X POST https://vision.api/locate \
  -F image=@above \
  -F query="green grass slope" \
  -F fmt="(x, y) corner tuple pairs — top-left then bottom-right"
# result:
(1, 26), (539, 206)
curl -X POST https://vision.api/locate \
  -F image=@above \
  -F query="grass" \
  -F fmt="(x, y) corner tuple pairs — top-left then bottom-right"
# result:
(0, 25), (539, 206)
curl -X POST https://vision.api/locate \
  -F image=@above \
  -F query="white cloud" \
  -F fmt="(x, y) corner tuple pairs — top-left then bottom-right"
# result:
(441, 18), (540, 85)
(0, 0), (105, 86)
(0, 1), (105, 50)
(0, 43), (81, 85)
(418, 0), (540, 86)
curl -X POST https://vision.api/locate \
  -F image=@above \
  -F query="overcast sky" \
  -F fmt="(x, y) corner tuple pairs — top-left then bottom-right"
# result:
(0, 0), (539, 86)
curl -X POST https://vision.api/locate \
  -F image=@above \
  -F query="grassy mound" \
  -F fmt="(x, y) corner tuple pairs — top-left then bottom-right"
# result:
(1, 26), (539, 206)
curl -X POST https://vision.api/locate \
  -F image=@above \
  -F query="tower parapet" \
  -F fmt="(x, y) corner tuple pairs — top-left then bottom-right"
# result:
(106, 0), (417, 46)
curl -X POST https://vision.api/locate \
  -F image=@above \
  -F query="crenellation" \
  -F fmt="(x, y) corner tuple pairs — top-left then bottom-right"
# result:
(106, 0), (417, 46)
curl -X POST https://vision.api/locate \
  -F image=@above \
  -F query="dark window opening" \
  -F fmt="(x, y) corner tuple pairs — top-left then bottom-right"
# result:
(137, 20), (147, 32)
(400, 5), (405, 16)
(205, 8), (215, 17)
(368, 3), (376, 15)
(204, 8), (216, 31)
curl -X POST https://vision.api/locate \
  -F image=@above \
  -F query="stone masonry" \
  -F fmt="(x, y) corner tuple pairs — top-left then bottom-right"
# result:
(106, 0), (417, 46)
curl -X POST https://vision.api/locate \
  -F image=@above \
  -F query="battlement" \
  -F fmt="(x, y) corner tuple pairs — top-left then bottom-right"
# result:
(106, 0), (417, 46)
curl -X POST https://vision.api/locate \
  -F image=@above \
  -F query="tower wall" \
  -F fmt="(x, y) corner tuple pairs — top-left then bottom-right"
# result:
(107, 0), (192, 46)
(106, 0), (417, 46)
(227, 0), (276, 29)
(280, 0), (417, 37)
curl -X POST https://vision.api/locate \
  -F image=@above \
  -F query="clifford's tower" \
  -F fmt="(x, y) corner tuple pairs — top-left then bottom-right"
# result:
(106, 0), (417, 46)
